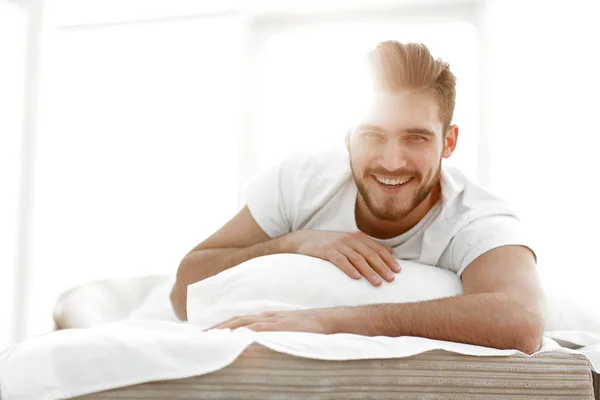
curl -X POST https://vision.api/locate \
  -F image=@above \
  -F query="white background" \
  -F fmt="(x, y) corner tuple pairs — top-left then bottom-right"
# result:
(0, 0), (599, 347)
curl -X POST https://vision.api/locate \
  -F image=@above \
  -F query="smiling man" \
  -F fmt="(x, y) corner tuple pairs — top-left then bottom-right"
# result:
(170, 41), (546, 354)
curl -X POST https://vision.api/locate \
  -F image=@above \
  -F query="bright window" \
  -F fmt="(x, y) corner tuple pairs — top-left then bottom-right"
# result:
(26, 16), (244, 336)
(250, 20), (478, 178)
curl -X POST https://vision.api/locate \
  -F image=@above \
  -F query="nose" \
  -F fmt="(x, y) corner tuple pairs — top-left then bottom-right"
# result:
(378, 139), (408, 172)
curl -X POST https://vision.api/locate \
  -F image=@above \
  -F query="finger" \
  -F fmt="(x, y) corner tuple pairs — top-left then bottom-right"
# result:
(325, 249), (362, 279)
(352, 232), (392, 255)
(219, 317), (258, 330)
(350, 240), (396, 282)
(209, 315), (256, 330)
(338, 245), (382, 286)
(376, 247), (401, 273)
(360, 237), (401, 273)
(244, 322), (279, 332)
(206, 316), (238, 330)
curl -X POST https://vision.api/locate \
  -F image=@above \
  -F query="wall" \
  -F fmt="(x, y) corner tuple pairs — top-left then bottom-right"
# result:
(482, 0), (600, 295)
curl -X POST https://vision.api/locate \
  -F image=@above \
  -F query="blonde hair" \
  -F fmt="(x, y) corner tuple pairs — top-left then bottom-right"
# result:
(366, 41), (457, 130)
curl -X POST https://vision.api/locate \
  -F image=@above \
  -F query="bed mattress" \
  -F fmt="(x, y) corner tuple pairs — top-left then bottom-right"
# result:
(73, 343), (596, 400)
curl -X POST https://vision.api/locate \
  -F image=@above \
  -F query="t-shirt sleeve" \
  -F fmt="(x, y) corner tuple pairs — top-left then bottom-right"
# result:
(242, 160), (297, 239)
(439, 215), (536, 278)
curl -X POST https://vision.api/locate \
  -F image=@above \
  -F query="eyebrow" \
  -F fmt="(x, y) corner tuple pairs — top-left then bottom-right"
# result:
(354, 124), (436, 137)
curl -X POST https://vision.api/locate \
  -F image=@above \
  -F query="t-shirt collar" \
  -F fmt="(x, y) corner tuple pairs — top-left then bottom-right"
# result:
(440, 165), (463, 207)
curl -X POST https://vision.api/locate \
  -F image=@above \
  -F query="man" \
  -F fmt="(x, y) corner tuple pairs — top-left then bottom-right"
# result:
(170, 41), (546, 354)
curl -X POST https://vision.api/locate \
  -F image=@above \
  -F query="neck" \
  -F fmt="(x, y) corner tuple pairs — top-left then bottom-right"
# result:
(355, 183), (441, 240)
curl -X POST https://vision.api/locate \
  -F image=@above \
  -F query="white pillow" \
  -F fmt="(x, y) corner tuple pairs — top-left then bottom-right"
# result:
(186, 254), (464, 328)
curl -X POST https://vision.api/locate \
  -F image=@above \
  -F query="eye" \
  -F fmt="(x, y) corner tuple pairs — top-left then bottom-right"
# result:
(364, 131), (383, 138)
(407, 135), (426, 141)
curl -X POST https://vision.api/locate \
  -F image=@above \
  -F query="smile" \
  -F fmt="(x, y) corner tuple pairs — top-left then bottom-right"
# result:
(374, 175), (413, 186)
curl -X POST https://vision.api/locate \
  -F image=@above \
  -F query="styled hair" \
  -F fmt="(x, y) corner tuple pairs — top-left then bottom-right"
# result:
(366, 41), (457, 130)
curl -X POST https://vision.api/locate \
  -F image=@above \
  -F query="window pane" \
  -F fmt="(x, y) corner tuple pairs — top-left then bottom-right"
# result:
(27, 16), (243, 336)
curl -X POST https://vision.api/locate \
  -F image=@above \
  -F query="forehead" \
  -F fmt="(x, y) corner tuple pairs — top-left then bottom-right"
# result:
(355, 90), (443, 135)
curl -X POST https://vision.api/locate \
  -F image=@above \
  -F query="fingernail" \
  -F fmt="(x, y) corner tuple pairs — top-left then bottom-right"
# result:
(394, 263), (401, 272)
(352, 272), (362, 279)
(373, 276), (382, 285)
(385, 272), (394, 280)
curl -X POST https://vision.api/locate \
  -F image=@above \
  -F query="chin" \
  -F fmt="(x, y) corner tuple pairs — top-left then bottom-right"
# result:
(370, 204), (414, 222)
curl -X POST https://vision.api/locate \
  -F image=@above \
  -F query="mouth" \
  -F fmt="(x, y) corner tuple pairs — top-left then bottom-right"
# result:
(373, 175), (414, 192)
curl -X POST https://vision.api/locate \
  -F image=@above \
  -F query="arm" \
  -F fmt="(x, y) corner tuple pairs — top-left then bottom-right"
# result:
(173, 208), (401, 320)
(171, 205), (296, 320)
(208, 246), (546, 354)
(332, 245), (547, 354)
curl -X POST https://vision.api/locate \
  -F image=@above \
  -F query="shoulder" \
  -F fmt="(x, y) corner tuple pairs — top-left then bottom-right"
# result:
(263, 146), (352, 199)
(243, 146), (353, 235)
(245, 146), (349, 191)
(441, 166), (519, 221)
(437, 167), (533, 276)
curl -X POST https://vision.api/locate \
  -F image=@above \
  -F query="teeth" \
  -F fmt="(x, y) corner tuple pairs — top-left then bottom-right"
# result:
(375, 176), (411, 186)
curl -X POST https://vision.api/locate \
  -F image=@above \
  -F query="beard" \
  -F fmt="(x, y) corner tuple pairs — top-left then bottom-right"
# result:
(350, 155), (442, 222)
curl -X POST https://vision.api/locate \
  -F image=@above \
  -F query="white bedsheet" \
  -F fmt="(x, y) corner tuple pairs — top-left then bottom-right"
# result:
(0, 320), (597, 400)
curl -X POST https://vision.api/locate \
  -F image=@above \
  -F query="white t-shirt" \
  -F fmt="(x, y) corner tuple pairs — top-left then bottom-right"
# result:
(244, 148), (531, 278)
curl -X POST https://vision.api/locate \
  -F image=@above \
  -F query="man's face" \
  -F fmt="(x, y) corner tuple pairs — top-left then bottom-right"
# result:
(348, 89), (452, 222)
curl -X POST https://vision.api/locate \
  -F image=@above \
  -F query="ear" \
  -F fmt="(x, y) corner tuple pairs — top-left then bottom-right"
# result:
(442, 125), (459, 158)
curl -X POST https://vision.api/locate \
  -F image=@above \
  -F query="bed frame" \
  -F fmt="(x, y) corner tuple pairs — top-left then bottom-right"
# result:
(73, 344), (597, 400)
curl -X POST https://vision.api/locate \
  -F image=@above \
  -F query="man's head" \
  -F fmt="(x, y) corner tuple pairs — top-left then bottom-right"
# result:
(348, 41), (459, 223)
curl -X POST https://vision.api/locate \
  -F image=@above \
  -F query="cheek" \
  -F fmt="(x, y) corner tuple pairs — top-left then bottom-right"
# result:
(412, 148), (442, 174)
(350, 145), (374, 169)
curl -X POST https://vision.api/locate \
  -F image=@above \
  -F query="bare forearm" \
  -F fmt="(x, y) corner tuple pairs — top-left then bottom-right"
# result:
(176, 233), (298, 287)
(334, 293), (545, 354)
(171, 232), (300, 320)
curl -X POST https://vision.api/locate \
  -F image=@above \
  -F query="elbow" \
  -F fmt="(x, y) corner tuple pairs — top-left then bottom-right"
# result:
(515, 333), (543, 355)
(513, 308), (546, 355)
(499, 290), (546, 355)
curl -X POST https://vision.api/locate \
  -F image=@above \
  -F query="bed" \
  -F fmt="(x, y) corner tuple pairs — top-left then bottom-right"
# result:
(45, 272), (599, 400)
(72, 344), (596, 400)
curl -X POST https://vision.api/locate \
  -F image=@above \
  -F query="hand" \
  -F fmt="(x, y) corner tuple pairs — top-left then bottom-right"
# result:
(205, 307), (347, 334)
(291, 230), (401, 286)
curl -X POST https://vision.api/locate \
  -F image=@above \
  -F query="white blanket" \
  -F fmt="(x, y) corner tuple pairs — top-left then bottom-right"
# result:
(1, 320), (597, 400)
